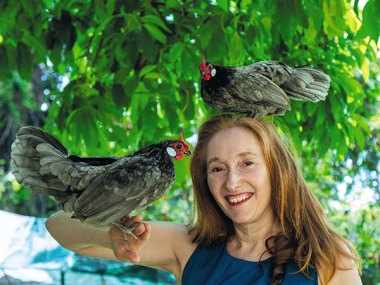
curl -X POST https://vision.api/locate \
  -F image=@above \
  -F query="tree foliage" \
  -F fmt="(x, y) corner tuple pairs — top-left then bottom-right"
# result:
(0, 0), (379, 282)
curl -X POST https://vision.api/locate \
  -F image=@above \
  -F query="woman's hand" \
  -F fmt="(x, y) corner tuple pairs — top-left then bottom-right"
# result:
(109, 215), (151, 263)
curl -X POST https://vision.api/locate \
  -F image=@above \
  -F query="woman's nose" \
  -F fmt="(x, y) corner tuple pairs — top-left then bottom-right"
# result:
(225, 169), (241, 192)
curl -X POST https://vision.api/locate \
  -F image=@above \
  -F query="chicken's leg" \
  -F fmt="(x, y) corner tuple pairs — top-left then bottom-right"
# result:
(112, 221), (143, 241)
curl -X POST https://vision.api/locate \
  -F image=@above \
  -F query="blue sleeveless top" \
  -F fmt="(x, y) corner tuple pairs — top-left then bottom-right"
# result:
(182, 242), (318, 285)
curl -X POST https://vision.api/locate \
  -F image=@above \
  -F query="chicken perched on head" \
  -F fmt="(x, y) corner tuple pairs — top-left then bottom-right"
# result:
(199, 56), (330, 118)
(11, 127), (191, 240)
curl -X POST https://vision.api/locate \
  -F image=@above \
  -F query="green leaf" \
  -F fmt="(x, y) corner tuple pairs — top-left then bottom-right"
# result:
(17, 42), (33, 80)
(356, 0), (380, 42)
(204, 15), (228, 56)
(66, 107), (98, 151)
(124, 73), (139, 94)
(330, 126), (341, 150)
(166, 0), (182, 9)
(124, 14), (141, 33)
(350, 47), (364, 67)
(303, 0), (324, 31)
(144, 23), (167, 44)
(0, 45), (11, 80)
(130, 91), (150, 126)
(353, 127), (365, 150)
(362, 57), (369, 82)
(94, 1), (108, 21)
(106, 0), (116, 17)
(322, 0), (347, 39)
(183, 92), (195, 121)
(112, 84), (129, 107)
(22, 33), (46, 62)
(275, 1), (298, 44)
(141, 15), (171, 33)
(180, 46), (198, 79)
(4, 43), (16, 71)
(305, 18), (318, 43)
(294, 0), (308, 28)
(136, 29), (160, 61)
(169, 42), (184, 62)
(337, 136), (348, 161)
(335, 75), (364, 106)
(139, 101), (159, 137)
(351, 114), (371, 135)
(139, 65), (157, 77)
(328, 94), (342, 122)
(0, 4), (18, 33)
(216, 0), (229, 13)
(315, 108), (327, 127)
(229, 32), (242, 63)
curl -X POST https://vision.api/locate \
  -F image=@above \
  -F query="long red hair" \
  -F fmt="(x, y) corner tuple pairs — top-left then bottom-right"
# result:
(188, 114), (359, 284)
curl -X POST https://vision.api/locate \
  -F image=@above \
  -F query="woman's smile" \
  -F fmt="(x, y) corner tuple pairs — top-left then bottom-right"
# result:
(225, 193), (254, 206)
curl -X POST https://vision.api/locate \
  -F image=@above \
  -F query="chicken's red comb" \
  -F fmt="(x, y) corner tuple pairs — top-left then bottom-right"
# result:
(179, 133), (189, 149)
(199, 55), (207, 70)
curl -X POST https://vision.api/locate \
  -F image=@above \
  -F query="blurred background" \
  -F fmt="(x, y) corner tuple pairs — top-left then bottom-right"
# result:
(0, 0), (379, 284)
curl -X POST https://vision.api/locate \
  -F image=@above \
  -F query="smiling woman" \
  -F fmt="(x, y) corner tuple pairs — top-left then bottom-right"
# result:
(206, 127), (273, 228)
(46, 114), (362, 285)
(187, 114), (362, 285)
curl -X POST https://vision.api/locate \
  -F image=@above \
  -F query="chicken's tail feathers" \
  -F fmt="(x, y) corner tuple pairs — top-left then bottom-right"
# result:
(10, 126), (70, 201)
(15, 126), (68, 155)
(282, 68), (331, 102)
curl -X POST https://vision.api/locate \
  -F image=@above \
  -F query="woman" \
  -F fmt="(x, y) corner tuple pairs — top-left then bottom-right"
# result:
(46, 114), (362, 284)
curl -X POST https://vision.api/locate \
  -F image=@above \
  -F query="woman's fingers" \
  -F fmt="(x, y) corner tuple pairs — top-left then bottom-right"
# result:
(109, 215), (150, 263)
(122, 215), (143, 228)
(131, 222), (145, 236)
(138, 223), (151, 242)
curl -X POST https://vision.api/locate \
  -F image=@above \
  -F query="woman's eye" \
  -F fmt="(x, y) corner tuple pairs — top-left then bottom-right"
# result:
(244, 161), (254, 167)
(211, 167), (223, 173)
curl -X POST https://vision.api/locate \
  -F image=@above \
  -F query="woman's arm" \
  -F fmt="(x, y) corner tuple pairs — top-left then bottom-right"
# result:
(46, 211), (196, 279)
(324, 255), (362, 285)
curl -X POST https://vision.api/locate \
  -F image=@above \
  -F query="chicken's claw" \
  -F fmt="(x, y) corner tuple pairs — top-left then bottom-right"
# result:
(112, 221), (144, 241)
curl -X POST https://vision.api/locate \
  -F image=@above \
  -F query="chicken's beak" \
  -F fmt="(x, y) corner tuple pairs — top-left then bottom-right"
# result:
(184, 150), (192, 157)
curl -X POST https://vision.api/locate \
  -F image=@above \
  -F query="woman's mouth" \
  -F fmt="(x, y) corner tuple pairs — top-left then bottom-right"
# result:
(226, 193), (253, 206)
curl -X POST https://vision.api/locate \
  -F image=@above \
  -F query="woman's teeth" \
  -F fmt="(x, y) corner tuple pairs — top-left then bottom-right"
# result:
(227, 193), (253, 204)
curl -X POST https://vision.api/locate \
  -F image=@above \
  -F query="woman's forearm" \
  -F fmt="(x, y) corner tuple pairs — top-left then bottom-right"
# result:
(45, 210), (111, 251)
(46, 211), (196, 277)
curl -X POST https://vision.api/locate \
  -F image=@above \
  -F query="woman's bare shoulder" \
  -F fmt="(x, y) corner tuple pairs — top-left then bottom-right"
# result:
(318, 241), (362, 285)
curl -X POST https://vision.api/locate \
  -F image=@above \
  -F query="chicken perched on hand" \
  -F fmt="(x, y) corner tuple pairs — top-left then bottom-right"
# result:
(10, 127), (191, 239)
(199, 56), (330, 117)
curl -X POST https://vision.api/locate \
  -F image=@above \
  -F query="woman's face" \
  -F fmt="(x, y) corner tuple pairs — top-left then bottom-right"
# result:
(206, 127), (273, 226)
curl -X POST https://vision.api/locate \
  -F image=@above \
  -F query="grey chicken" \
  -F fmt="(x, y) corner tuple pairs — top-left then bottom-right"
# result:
(10, 126), (191, 239)
(199, 56), (330, 117)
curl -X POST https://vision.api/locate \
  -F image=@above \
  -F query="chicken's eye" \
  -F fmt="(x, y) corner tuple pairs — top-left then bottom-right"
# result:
(176, 144), (182, 149)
